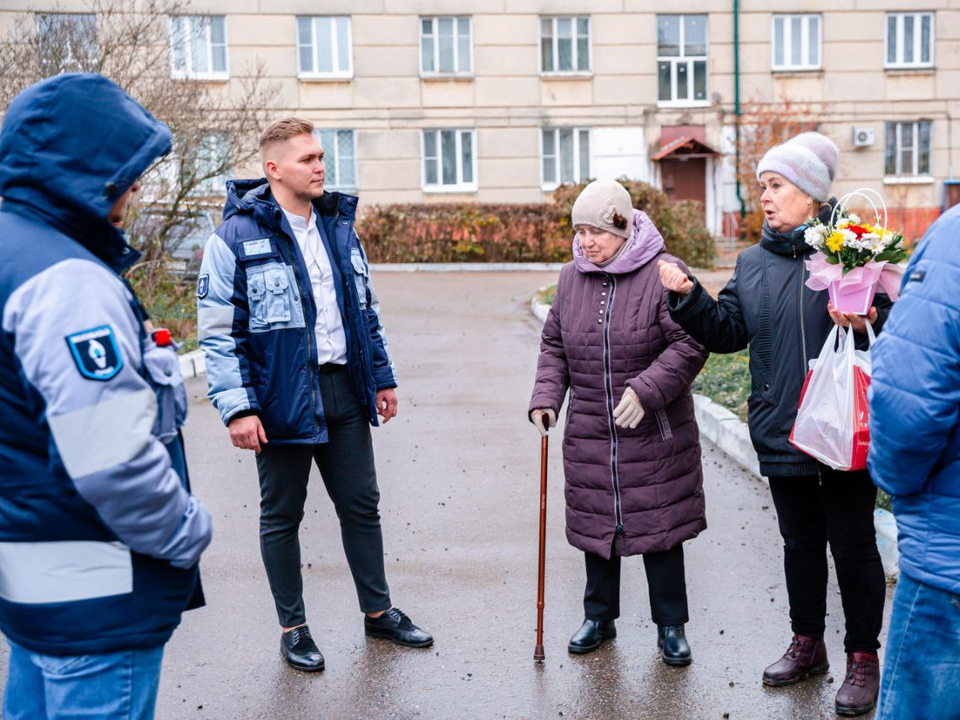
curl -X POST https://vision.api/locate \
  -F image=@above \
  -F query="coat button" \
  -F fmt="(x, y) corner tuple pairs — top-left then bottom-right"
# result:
(601, 292), (607, 297)
(597, 319), (602, 324)
(600, 300), (605, 305)
(602, 283), (608, 288)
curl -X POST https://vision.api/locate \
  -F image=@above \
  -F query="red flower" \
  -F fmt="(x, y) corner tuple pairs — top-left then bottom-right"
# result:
(849, 225), (868, 239)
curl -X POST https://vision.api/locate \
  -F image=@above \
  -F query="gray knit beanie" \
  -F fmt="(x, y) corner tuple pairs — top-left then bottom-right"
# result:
(571, 179), (633, 238)
(756, 132), (839, 202)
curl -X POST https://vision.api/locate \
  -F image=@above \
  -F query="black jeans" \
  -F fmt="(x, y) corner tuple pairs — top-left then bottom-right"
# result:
(584, 542), (689, 626)
(768, 468), (885, 653)
(254, 368), (391, 627)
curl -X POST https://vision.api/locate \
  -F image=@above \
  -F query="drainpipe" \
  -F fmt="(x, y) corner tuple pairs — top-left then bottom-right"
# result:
(734, 0), (746, 238)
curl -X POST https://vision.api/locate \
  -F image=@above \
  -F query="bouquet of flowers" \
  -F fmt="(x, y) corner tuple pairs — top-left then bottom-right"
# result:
(802, 188), (907, 315)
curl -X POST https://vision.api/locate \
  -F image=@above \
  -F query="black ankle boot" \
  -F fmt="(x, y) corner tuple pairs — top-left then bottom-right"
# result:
(657, 624), (692, 667)
(568, 618), (616, 655)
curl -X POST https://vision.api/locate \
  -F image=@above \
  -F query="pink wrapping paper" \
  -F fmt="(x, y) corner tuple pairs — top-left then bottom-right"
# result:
(804, 253), (906, 301)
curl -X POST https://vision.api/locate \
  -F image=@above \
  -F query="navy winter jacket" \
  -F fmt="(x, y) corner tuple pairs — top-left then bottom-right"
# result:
(668, 209), (891, 477)
(197, 181), (395, 443)
(0, 74), (212, 655)
(869, 204), (960, 595)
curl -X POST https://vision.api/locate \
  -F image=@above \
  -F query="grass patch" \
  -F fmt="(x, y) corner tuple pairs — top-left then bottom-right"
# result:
(692, 350), (751, 424)
(537, 284), (557, 306)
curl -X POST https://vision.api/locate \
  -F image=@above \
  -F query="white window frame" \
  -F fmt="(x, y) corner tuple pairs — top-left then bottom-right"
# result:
(656, 15), (710, 108)
(772, 14), (822, 72)
(314, 129), (358, 192)
(37, 13), (99, 73)
(539, 16), (592, 76)
(419, 16), (473, 77)
(540, 127), (592, 191)
(884, 120), (933, 182)
(420, 129), (477, 193)
(296, 16), (353, 80)
(169, 15), (229, 80)
(885, 12), (935, 70)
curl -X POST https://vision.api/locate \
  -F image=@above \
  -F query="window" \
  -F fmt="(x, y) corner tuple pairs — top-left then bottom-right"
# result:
(422, 130), (476, 192)
(170, 16), (228, 79)
(542, 128), (591, 190)
(37, 13), (98, 74)
(315, 129), (357, 191)
(297, 16), (352, 78)
(540, 17), (590, 74)
(192, 132), (230, 196)
(772, 14), (821, 71)
(657, 15), (708, 106)
(886, 13), (934, 69)
(420, 17), (472, 76)
(885, 121), (932, 178)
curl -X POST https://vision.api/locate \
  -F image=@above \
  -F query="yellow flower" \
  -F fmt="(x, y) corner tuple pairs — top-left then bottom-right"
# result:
(826, 232), (845, 253)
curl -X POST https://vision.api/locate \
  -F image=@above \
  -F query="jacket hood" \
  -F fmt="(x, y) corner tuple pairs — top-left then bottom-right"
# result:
(0, 73), (172, 272)
(760, 198), (837, 257)
(573, 209), (666, 275)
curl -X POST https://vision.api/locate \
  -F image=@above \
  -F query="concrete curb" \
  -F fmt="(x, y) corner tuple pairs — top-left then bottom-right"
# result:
(529, 295), (900, 579)
(371, 262), (565, 273)
(178, 350), (206, 379)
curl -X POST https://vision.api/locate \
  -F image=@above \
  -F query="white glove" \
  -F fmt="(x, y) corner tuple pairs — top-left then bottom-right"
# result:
(531, 408), (557, 437)
(613, 388), (645, 429)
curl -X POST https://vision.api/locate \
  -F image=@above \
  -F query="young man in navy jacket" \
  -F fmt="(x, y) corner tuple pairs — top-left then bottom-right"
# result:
(198, 118), (431, 671)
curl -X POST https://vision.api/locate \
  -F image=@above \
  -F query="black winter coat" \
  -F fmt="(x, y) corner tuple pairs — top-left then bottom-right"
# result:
(668, 216), (892, 478)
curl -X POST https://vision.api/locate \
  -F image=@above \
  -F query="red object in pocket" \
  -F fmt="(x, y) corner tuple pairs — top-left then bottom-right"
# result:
(850, 366), (871, 471)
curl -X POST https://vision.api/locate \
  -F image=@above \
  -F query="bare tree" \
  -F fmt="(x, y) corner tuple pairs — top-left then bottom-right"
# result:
(0, 0), (278, 340)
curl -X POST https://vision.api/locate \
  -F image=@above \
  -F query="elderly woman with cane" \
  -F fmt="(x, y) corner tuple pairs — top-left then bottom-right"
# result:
(529, 179), (708, 666)
(659, 132), (891, 716)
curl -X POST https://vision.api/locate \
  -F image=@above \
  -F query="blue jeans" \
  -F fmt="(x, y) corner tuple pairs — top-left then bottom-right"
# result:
(3, 640), (164, 719)
(877, 572), (960, 720)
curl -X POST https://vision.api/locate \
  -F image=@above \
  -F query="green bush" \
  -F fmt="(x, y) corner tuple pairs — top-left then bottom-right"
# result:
(691, 350), (751, 423)
(357, 180), (716, 269)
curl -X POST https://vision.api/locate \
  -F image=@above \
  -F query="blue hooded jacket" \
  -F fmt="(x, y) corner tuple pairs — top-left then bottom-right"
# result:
(869, 204), (960, 595)
(197, 179), (395, 443)
(0, 74), (212, 655)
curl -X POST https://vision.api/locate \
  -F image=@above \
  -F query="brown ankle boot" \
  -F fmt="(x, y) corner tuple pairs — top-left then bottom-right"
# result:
(762, 634), (829, 687)
(835, 651), (880, 716)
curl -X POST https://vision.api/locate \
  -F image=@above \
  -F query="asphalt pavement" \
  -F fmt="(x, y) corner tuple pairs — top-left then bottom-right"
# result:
(0, 271), (892, 719)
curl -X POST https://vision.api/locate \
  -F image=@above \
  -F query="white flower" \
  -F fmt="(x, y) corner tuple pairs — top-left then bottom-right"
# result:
(804, 225), (826, 249)
(848, 213), (861, 225)
(861, 232), (883, 255)
(840, 228), (858, 248)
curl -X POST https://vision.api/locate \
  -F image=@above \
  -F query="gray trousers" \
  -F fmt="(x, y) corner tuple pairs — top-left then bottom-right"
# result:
(254, 367), (391, 627)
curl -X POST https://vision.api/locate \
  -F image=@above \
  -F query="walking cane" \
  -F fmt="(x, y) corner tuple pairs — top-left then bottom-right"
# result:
(534, 430), (548, 662)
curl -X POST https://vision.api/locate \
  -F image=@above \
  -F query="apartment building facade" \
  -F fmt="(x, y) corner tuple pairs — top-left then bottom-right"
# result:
(5, 0), (960, 237)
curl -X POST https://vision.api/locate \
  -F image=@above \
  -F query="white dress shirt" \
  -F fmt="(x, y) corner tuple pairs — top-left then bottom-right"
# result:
(282, 207), (347, 366)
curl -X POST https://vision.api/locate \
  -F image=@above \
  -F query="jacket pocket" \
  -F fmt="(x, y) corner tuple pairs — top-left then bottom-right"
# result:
(655, 409), (673, 441)
(142, 342), (188, 443)
(246, 262), (299, 332)
(351, 249), (369, 310)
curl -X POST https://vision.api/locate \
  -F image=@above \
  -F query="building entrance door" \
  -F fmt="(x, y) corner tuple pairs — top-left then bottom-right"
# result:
(661, 157), (707, 220)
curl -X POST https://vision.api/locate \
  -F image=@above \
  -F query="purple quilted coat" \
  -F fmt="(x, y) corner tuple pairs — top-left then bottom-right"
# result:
(529, 211), (708, 559)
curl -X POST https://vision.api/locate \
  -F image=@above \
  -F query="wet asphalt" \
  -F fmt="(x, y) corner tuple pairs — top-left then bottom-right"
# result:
(0, 271), (893, 719)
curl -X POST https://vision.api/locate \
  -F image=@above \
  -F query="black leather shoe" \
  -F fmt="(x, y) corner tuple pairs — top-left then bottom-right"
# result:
(658, 624), (692, 666)
(364, 608), (433, 648)
(568, 619), (617, 655)
(281, 625), (324, 672)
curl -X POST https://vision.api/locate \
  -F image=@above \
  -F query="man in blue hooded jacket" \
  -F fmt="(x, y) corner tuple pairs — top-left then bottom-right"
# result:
(198, 117), (431, 672)
(0, 75), (212, 717)
(869, 203), (960, 719)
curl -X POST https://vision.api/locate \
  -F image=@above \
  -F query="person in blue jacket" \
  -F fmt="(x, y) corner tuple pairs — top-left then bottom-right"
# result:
(0, 74), (212, 719)
(197, 117), (431, 672)
(869, 203), (960, 720)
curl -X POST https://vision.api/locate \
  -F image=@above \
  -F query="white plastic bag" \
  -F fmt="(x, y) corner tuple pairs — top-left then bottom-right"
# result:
(789, 325), (874, 470)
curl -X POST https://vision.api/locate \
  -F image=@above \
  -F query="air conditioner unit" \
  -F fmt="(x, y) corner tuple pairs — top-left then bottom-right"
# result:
(853, 127), (875, 148)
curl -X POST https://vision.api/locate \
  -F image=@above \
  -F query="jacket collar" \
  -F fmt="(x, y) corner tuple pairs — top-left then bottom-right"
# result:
(760, 199), (837, 257)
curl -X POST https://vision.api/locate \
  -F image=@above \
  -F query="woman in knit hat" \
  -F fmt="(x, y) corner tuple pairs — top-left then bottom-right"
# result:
(529, 179), (708, 666)
(659, 132), (890, 716)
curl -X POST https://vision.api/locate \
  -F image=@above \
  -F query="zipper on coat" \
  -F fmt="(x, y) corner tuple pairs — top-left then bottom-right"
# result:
(601, 275), (625, 534)
(798, 255), (808, 380)
(273, 207), (321, 436)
